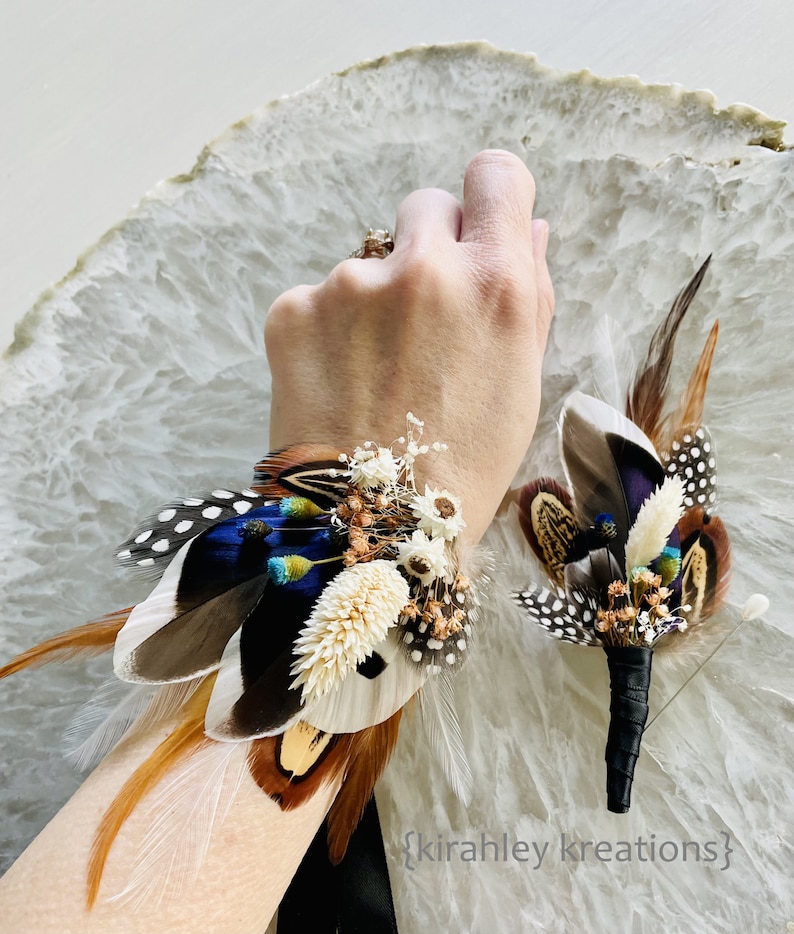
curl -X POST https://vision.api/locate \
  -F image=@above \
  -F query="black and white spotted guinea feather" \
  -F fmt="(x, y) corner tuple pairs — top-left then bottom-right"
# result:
(116, 488), (272, 580)
(661, 425), (719, 513)
(512, 586), (599, 646)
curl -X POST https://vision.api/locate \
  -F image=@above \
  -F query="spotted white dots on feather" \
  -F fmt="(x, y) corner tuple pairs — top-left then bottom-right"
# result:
(202, 505), (223, 520)
(427, 638), (444, 650)
(565, 627), (577, 636)
(137, 557), (155, 567)
(404, 632), (414, 644)
(134, 530), (153, 544)
(151, 539), (170, 553)
(212, 489), (235, 499)
(456, 639), (466, 650)
(174, 519), (194, 533)
(411, 650), (422, 663)
(241, 489), (258, 498)
(445, 653), (456, 665)
(683, 434), (692, 444)
(158, 508), (176, 522)
(233, 500), (253, 514)
(554, 617), (565, 627)
(183, 498), (204, 507)
(117, 549), (131, 560)
(672, 440), (681, 451)
(552, 599), (563, 612)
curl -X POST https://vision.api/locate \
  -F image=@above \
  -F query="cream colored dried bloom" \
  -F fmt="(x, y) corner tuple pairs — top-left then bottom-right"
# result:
(348, 446), (399, 489)
(624, 475), (685, 575)
(291, 560), (409, 704)
(395, 529), (448, 585)
(411, 486), (465, 541)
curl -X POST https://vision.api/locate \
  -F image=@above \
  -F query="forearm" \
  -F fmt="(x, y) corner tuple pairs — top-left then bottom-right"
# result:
(0, 723), (336, 934)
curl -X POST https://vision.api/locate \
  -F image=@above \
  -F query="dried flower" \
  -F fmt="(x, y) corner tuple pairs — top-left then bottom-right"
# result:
(624, 475), (685, 575)
(348, 446), (399, 489)
(395, 530), (448, 585)
(291, 561), (409, 704)
(268, 555), (314, 585)
(279, 496), (325, 519)
(411, 486), (466, 541)
(431, 611), (464, 641)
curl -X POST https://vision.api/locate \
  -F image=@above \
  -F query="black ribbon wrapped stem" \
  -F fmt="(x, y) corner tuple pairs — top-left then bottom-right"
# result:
(603, 645), (653, 814)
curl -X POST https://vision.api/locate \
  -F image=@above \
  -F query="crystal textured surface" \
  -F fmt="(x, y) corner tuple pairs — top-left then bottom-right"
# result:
(0, 43), (791, 930)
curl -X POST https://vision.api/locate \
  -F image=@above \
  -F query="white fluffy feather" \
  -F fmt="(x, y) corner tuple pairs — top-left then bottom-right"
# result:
(419, 672), (473, 805)
(111, 738), (250, 908)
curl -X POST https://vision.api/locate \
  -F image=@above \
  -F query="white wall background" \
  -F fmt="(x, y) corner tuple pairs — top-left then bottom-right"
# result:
(1, 0), (792, 352)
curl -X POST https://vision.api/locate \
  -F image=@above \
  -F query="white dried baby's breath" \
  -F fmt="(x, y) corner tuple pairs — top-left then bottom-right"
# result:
(290, 560), (409, 704)
(624, 476), (685, 575)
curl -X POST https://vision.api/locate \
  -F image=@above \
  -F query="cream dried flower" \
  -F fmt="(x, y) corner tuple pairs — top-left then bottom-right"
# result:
(291, 560), (409, 704)
(348, 446), (399, 489)
(411, 486), (466, 541)
(624, 476), (685, 575)
(395, 529), (448, 585)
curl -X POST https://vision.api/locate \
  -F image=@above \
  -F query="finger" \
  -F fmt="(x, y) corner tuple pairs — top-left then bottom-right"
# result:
(459, 150), (536, 248)
(393, 187), (462, 252)
(531, 218), (555, 339)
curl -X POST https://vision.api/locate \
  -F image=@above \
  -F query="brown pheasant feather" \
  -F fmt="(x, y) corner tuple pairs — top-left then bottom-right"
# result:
(251, 443), (347, 504)
(627, 256), (712, 448)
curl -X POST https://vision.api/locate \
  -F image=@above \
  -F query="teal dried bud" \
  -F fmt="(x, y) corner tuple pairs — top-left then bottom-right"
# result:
(656, 545), (681, 585)
(279, 496), (325, 520)
(268, 555), (313, 585)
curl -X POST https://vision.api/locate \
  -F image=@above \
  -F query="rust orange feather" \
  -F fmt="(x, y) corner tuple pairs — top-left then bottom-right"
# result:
(0, 608), (131, 680)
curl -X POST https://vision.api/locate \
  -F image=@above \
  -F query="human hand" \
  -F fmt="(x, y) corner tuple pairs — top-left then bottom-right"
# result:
(265, 149), (553, 544)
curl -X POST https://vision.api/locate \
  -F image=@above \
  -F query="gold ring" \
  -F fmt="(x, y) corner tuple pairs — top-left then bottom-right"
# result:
(349, 228), (395, 259)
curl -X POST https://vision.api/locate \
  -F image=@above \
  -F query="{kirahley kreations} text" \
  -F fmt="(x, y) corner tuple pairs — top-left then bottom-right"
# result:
(401, 831), (732, 871)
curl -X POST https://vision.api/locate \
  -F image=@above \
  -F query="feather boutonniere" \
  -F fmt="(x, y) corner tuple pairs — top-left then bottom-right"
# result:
(513, 258), (732, 812)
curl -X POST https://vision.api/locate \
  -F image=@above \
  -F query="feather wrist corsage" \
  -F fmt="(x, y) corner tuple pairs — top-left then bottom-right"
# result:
(1, 413), (483, 910)
(513, 258), (732, 813)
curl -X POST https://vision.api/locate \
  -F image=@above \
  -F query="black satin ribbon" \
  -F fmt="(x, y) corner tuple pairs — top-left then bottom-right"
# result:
(276, 795), (398, 934)
(604, 644), (653, 814)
